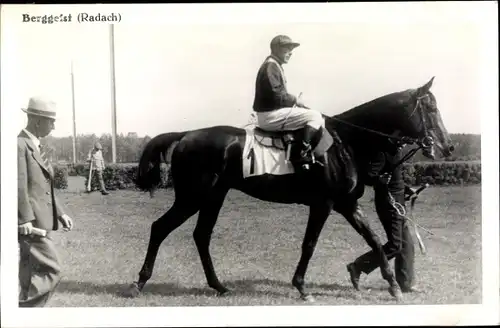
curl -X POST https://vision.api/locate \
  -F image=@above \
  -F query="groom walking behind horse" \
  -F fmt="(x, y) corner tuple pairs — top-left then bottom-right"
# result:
(348, 144), (421, 294)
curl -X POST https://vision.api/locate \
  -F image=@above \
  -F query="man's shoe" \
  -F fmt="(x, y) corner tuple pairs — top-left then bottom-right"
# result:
(347, 263), (361, 290)
(401, 286), (423, 293)
(101, 190), (109, 195)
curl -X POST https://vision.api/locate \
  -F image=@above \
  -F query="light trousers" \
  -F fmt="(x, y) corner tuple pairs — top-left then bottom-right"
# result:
(256, 107), (325, 131)
(19, 234), (62, 307)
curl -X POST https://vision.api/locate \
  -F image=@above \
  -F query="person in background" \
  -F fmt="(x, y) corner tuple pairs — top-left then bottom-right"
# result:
(18, 96), (74, 307)
(87, 142), (109, 195)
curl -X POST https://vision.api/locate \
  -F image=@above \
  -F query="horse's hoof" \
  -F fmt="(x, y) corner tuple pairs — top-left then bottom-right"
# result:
(389, 286), (403, 302)
(346, 263), (361, 291)
(217, 289), (231, 297)
(301, 294), (316, 303)
(124, 282), (141, 298)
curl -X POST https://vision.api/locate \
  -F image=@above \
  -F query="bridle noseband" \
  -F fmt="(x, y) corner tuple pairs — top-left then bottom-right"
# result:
(408, 94), (434, 149)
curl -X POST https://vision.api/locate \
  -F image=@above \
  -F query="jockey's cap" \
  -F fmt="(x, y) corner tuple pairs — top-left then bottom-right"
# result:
(270, 35), (300, 50)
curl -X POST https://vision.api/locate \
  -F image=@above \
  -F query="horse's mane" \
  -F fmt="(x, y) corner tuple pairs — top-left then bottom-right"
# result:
(320, 88), (418, 153)
(325, 88), (415, 121)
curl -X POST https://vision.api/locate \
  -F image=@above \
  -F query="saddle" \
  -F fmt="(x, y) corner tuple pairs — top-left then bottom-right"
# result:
(245, 126), (357, 193)
(252, 126), (333, 166)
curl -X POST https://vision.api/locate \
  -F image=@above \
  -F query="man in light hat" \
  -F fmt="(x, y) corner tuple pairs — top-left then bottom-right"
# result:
(18, 96), (74, 307)
(252, 35), (325, 167)
(87, 141), (109, 195)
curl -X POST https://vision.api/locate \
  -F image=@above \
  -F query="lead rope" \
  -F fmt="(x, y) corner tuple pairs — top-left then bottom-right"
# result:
(387, 189), (433, 255)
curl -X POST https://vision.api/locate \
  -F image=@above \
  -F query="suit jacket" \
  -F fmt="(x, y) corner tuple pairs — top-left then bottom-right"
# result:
(18, 130), (64, 231)
(253, 55), (297, 112)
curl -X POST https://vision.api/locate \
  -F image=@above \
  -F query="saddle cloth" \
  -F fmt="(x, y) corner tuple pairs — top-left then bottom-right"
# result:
(242, 128), (295, 178)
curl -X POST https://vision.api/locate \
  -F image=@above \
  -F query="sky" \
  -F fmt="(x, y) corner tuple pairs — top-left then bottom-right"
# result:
(1, 2), (497, 138)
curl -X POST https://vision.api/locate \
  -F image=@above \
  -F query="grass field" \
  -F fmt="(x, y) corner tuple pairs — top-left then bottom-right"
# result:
(47, 176), (482, 307)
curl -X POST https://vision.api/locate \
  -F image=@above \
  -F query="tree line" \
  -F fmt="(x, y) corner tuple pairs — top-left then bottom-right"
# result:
(41, 132), (481, 164)
(42, 132), (152, 164)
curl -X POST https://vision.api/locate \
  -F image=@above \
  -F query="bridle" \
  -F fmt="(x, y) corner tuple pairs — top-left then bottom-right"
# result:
(330, 93), (435, 170)
(408, 94), (435, 149)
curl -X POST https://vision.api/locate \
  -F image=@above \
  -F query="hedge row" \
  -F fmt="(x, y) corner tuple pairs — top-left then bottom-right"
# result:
(401, 161), (481, 186)
(52, 161), (482, 190)
(53, 166), (69, 190)
(82, 164), (172, 192)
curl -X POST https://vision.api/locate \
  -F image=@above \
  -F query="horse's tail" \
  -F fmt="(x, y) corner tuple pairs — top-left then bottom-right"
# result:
(136, 132), (186, 195)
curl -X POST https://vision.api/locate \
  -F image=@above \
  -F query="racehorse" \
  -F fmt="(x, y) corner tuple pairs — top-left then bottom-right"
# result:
(127, 77), (454, 302)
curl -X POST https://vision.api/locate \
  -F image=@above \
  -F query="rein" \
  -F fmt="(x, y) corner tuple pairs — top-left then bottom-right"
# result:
(329, 116), (418, 145)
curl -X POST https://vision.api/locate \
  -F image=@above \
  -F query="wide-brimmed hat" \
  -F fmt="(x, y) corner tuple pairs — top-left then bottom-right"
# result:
(270, 35), (300, 49)
(94, 142), (103, 150)
(21, 96), (57, 120)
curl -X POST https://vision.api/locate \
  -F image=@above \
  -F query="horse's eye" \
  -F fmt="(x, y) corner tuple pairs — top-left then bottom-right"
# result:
(426, 103), (437, 113)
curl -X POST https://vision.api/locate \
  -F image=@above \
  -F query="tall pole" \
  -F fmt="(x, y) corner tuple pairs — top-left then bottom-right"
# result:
(109, 24), (117, 163)
(70, 60), (77, 164)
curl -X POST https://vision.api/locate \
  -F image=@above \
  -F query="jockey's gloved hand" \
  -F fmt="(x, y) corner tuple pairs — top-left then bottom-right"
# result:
(378, 172), (392, 185)
(295, 98), (307, 109)
(404, 185), (418, 201)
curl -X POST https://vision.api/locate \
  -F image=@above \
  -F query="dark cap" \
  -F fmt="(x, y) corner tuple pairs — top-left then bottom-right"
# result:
(270, 35), (300, 50)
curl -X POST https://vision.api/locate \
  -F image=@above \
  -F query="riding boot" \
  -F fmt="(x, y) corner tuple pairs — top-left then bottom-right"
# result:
(297, 125), (320, 168)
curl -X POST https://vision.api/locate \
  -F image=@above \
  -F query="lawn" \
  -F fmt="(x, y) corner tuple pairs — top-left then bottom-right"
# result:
(47, 176), (481, 306)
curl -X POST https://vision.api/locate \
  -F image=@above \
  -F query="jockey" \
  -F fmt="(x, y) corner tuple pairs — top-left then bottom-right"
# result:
(252, 35), (325, 166)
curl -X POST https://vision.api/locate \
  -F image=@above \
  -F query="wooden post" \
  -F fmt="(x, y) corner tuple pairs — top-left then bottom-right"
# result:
(109, 24), (117, 163)
(71, 60), (77, 164)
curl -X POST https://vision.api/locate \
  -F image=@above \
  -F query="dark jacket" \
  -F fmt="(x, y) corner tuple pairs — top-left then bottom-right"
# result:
(253, 55), (297, 112)
(365, 149), (405, 193)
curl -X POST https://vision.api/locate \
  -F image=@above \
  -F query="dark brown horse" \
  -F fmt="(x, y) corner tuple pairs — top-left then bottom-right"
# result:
(127, 77), (453, 302)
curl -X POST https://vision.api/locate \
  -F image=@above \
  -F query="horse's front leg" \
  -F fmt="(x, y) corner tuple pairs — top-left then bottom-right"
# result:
(292, 201), (333, 302)
(335, 201), (403, 302)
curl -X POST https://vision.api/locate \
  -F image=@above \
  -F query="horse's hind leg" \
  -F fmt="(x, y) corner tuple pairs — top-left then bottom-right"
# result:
(127, 200), (199, 297)
(335, 201), (403, 302)
(193, 186), (230, 296)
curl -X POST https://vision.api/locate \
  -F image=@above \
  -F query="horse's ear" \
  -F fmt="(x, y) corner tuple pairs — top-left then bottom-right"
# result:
(417, 76), (435, 96)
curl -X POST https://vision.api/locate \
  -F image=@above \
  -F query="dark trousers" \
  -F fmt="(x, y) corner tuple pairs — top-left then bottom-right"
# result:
(19, 234), (62, 307)
(354, 181), (415, 290)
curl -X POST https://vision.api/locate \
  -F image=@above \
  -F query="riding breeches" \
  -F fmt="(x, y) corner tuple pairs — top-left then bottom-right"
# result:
(19, 234), (62, 307)
(255, 107), (325, 131)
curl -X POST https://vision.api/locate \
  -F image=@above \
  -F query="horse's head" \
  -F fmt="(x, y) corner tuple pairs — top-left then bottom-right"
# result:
(400, 77), (454, 159)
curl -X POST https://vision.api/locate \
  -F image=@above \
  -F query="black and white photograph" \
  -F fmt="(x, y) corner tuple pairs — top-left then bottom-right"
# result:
(1, 2), (498, 327)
